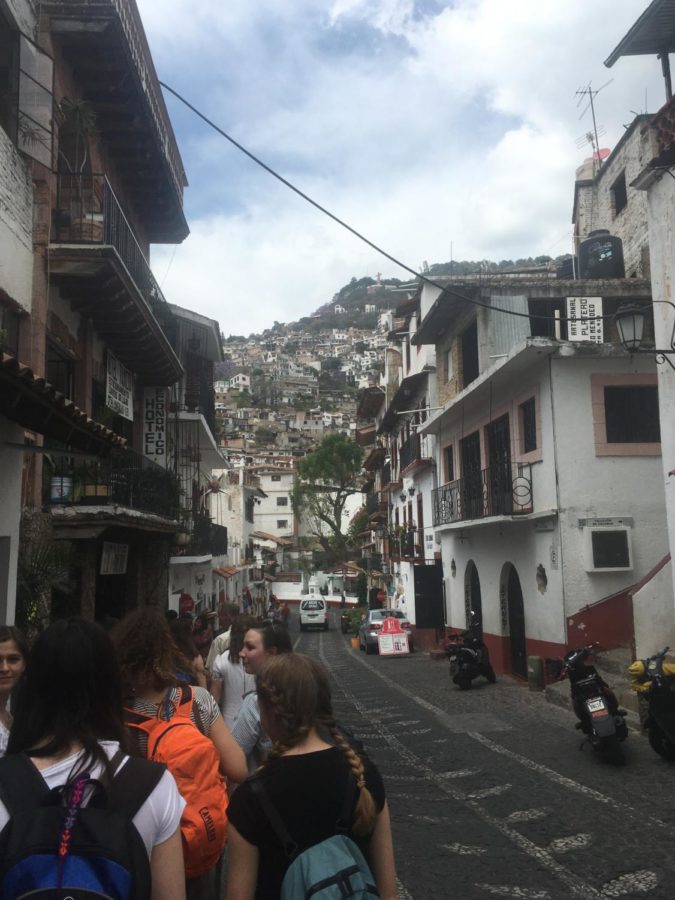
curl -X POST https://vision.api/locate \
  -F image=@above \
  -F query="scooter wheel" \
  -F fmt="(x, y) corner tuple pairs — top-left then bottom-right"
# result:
(486, 669), (497, 684)
(457, 678), (472, 691)
(648, 725), (675, 761)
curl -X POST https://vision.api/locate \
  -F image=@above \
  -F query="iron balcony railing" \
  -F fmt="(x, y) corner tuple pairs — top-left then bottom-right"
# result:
(46, 447), (181, 519)
(432, 463), (533, 526)
(387, 526), (424, 561)
(400, 432), (428, 471)
(54, 173), (174, 333)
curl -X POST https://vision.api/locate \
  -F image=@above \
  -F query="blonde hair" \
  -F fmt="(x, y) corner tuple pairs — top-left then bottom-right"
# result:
(256, 653), (377, 836)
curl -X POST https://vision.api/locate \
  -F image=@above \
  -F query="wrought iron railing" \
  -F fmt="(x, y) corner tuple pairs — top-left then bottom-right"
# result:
(53, 173), (175, 335)
(387, 527), (424, 561)
(432, 463), (533, 526)
(45, 447), (180, 519)
(399, 433), (420, 471)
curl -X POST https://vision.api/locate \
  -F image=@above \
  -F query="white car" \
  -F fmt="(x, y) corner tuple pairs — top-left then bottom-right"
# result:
(299, 598), (329, 631)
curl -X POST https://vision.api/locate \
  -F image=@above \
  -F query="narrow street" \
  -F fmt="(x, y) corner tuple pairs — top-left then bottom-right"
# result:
(294, 611), (675, 900)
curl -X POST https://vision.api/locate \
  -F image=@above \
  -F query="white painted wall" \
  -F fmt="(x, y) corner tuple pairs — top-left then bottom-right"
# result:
(633, 560), (675, 660)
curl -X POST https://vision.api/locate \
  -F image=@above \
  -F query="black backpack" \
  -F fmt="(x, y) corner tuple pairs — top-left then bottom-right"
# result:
(0, 750), (164, 900)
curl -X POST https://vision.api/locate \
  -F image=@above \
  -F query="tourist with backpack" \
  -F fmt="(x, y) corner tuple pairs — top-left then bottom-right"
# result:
(226, 653), (397, 900)
(231, 620), (293, 772)
(0, 617), (186, 899)
(113, 608), (247, 900)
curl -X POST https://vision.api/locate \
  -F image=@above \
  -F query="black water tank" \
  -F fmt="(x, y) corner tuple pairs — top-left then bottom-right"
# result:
(579, 229), (625, 279)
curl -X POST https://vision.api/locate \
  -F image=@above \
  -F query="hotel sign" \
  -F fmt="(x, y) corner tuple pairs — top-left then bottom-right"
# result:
(143, 387), (167, 467)
(106, 352), (133, 421)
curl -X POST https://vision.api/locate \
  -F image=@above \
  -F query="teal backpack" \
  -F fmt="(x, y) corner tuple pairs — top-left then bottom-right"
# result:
(251, 777), (379, 899)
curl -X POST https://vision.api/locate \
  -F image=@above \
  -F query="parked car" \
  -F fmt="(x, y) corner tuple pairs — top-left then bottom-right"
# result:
(299, 598), (329, 631)
(358, 609), (414, 654)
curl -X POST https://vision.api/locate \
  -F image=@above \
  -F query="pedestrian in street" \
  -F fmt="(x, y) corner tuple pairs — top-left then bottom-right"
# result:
(169, 617), (208, 688)
(231, 620), (292, 772)
(0, 626), (29, 758)
(205, 601), (240, 674)
(0, 618), (186, 899)
(113, 608), (247, 900)
(192, 613), (213, 663)
(211, 615), (257, 731)
(226, 653), (397, 900)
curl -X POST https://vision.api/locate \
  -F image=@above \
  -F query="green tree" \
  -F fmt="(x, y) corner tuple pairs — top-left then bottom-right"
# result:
(293, 433), (363, 565)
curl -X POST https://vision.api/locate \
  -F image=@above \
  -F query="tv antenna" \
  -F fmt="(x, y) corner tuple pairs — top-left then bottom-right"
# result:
(575, 80), (612, 171)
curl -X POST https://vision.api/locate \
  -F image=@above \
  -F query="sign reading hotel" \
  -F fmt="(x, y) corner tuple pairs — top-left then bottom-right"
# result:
(567, 297), (604, 343)
(106, 352), (134, 421)
(143, 387), (167, 467)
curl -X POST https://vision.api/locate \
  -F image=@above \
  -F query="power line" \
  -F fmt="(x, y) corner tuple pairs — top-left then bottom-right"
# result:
(159, 81), (622, 325)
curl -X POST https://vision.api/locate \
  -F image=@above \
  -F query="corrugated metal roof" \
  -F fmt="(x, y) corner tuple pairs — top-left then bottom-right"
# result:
(605, 0), (675, 66)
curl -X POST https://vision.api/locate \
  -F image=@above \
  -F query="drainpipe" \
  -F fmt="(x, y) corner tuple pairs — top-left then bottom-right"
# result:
(548, 354), (567, 647)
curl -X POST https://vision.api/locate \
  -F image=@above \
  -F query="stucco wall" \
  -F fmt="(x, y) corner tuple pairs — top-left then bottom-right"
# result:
(633, 560), (675, 659)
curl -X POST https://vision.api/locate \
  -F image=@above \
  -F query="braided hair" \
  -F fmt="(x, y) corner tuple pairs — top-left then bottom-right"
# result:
(256, 653), (377, 837)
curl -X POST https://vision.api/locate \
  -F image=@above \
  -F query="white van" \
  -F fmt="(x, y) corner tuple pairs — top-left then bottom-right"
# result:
(299, 598), (328, 631)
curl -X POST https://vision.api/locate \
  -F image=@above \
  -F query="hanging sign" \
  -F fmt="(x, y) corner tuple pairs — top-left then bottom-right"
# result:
(100, 542), (129, 575)
(567, 297), (604, 343)
(143, 387), (167, 466)
(106, 352), (134, 421)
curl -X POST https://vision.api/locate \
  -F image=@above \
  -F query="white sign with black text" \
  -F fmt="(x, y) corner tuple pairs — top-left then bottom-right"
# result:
(106, 352), (134, 421)
(143, 387), (167, 467)
(567, 296), (604, 343)
(100, 542), (129, 575)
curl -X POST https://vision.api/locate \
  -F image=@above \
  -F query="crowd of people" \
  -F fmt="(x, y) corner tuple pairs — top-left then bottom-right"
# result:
(0, 601), (396, 899)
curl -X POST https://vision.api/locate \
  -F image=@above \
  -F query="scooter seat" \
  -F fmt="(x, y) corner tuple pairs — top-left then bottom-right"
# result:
(616, 708), (628, 716)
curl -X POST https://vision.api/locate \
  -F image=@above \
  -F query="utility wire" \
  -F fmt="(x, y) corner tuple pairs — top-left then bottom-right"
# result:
(159, 81), (629, 325)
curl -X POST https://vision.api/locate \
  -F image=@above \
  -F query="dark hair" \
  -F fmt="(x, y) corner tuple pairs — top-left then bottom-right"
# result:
(257, 654), (376, 836)
(228, 615), (257, 663)
(252, 620), (292, 655)
(194, 613), (210, 631)
(7, 618), (126, 776)
(169, 617), (199, 661)
(165, 609), (178, 622)
(0, 626), (30, 663)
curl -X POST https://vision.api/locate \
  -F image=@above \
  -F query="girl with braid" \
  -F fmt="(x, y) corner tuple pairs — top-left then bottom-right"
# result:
(226, 653), (397, 900)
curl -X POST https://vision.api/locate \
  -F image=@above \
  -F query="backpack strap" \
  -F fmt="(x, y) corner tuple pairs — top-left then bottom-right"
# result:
(250, 777), (299, 860)
(107, 755), (166, 820)
(0, 752), (51, 815)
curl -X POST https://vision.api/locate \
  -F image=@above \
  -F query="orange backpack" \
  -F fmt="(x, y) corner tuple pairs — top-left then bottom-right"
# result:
(125, 686), (228, 878)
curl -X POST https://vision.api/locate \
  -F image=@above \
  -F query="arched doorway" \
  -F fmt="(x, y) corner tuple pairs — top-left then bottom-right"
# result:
(464, 560), (483, 638)
(504, 564), (527, 678)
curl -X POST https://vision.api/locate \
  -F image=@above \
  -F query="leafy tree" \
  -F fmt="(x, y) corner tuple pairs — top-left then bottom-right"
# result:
(255, 427), (276, 445)
(347, 507), (369, 549)
(293, 433), (363, 564)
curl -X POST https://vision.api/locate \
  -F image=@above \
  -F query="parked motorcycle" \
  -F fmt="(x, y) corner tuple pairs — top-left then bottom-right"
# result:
(446, 619), (496, 690)
(629, 646), (675, 761)
(557, 642), (628, 765)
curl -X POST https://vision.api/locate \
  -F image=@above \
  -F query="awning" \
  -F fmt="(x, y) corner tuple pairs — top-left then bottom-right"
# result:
(605, 0), (675, 67)
(213, 565), (241, 578)
(357, 386), (386, 419)
(0, 352), (126, 454)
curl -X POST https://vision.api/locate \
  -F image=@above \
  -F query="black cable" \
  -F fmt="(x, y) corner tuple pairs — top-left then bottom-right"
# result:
(159, 80), (632, 326)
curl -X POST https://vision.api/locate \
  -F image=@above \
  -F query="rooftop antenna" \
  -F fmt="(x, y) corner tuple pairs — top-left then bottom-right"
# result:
(575, 80), (612, 173)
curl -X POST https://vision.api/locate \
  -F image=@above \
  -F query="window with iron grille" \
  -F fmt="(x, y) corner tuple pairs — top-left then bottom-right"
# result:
(444, 445), (454, 483)
(604, 386), (660, 443)
(520, 397), (537, 453)
(277, 519), (288, 528)
(591, 530), (630, 569)
(276, 496), (288, 506)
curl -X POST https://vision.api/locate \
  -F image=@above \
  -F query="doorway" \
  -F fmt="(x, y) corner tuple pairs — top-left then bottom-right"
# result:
(460, 431), (482, 520)
(464, 560), (483, 638)
(486, 413), (512, 516)
(505, 564), (527, 678)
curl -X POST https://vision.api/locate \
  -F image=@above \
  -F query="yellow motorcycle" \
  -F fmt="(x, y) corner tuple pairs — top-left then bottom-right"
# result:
(629, 646), (675, 761)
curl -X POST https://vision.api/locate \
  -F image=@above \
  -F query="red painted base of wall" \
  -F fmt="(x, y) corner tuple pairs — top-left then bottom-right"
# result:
(441, 627), (567, 682)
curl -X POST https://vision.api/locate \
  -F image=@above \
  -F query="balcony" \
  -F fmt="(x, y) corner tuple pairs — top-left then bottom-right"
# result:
(45, 447), (181, 520)
(387, 527), (425, 562)
(399, 432), (433, 473)
(432, 463), (533, 527)
(49, 173), (182, 385)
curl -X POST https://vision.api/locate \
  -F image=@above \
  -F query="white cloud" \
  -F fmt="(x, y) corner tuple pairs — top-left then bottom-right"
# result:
(138, 0), (666, 335)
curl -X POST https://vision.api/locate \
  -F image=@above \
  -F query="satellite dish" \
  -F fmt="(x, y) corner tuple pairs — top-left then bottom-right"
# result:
(592, 147), (611, 161)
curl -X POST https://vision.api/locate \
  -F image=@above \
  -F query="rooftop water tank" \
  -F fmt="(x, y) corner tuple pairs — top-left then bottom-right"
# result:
(579, 229), (625, 279)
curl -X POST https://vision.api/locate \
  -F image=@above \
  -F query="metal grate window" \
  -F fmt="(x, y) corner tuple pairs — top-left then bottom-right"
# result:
(604, 386), (660, 443)
(520, 397), (537, 453)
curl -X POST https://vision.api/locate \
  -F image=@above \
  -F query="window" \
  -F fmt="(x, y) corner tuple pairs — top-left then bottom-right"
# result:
(585, 528), (632, 571)
(276, 496), (288, 506)
(271, 474), (281, 481)
(277, 519), (288, 529)
(460, 320), (479, 388)
(611, 172), (627, 216)
(46, 342), (75, 400)
(446, 348), (453, 381)
(604, 386), (660, 443)
(520, 397), (537, 453)
(444, 445), (454, 483)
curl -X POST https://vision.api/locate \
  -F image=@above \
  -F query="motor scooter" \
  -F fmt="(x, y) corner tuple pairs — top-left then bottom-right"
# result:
(446, 616), (496, 690)
(556, 642), (628, 765)
(629, 646), (675, 761)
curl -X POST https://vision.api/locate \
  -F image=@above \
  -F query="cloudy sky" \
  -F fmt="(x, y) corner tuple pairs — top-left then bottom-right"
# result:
(136, 0), (664, 337)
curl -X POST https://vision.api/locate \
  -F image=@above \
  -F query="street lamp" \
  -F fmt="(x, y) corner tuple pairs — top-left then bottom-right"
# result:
(614, 302), (675, 371)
